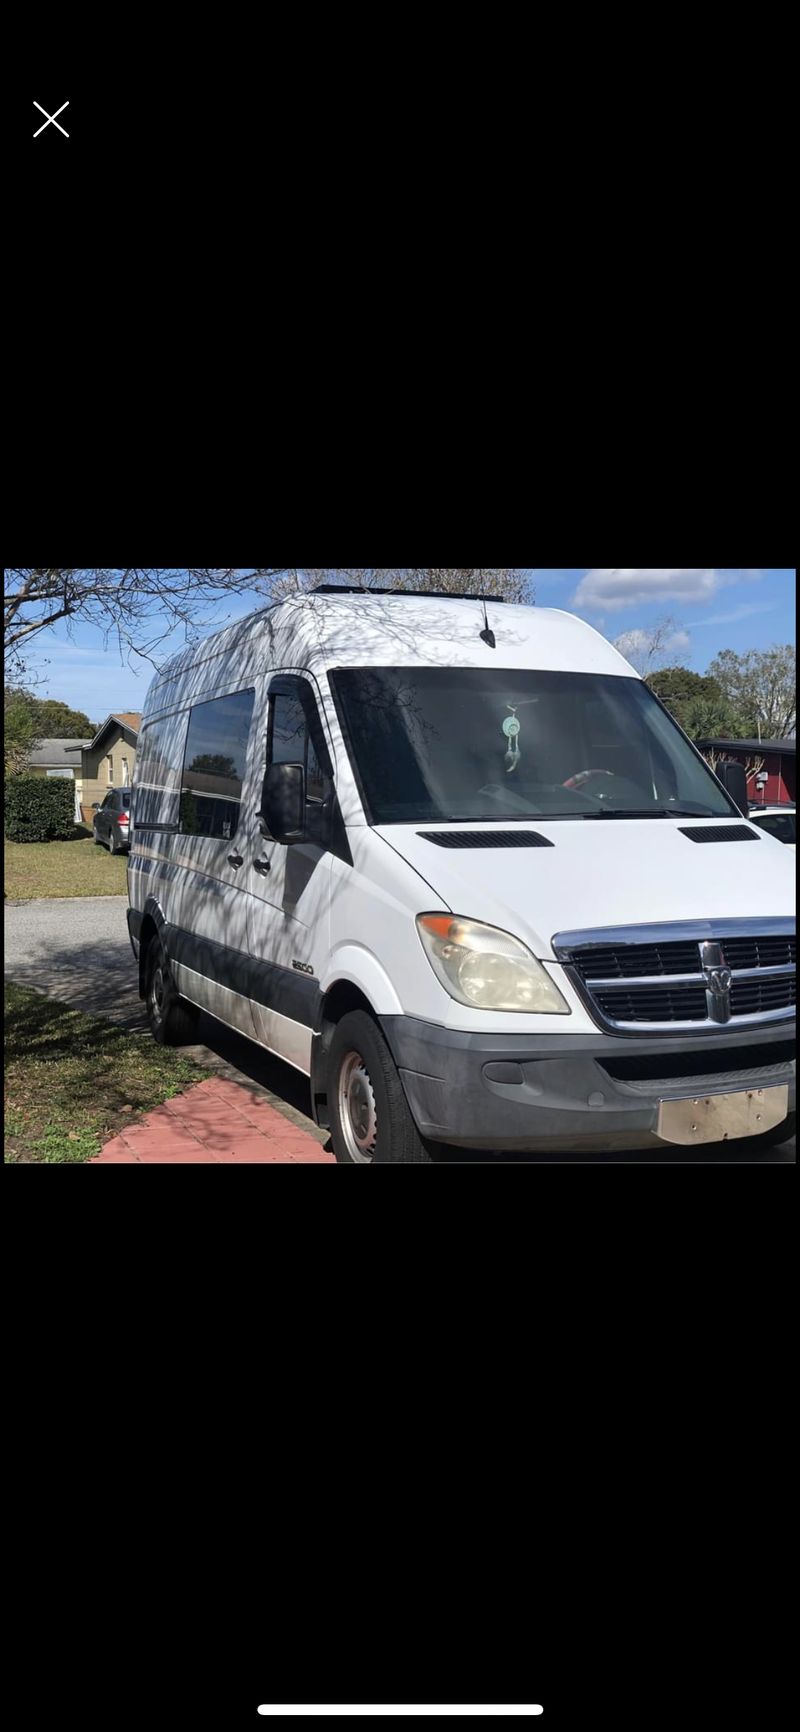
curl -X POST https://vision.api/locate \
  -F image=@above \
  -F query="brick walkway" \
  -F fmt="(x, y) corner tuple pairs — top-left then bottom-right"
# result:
(91, 1076), (335, 1163)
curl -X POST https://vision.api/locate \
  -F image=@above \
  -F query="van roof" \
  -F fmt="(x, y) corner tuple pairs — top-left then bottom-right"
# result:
(146, 591), (635, 712)
(310, 583), (508, 602)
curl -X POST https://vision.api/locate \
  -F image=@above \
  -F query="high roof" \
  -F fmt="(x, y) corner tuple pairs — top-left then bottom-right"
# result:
(148, 594), (634, 711)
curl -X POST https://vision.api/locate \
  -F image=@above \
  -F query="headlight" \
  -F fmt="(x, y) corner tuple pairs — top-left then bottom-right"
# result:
(416, 914), (570, 1014)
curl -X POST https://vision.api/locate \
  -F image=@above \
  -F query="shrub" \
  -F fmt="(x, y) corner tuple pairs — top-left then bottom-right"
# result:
(4, 775), (76, 842)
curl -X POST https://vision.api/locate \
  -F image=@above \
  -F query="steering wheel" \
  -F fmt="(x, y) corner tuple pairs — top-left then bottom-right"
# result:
(562, 769), (615, 790)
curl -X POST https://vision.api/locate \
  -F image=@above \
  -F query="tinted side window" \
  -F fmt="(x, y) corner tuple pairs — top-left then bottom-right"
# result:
(135, 711), (189, 829)
(270, 692), (325, 802)
(180, 689), (255, 840)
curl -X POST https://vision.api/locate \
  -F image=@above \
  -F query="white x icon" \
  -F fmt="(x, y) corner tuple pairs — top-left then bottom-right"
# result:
(33, 101), (69, 138)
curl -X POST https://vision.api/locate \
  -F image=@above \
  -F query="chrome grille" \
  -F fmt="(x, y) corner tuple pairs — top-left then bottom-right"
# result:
(553, 919), (796, 1035)
(594, 984), (708, 1023)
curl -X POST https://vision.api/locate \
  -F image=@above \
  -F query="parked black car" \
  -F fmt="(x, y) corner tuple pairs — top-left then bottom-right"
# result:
(748, 804), (796, 847)
(92, 788), (131, 853)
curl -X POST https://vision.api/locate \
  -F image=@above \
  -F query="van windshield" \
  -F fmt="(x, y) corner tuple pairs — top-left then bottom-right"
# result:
(329, 668), (738, 824)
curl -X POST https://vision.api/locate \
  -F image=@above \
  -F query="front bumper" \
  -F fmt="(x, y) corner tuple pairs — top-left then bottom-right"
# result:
(379, 1016), (796, 1152)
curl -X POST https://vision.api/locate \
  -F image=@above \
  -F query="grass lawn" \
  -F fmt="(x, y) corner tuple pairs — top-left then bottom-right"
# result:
(4, 983), (210, 1163)
(5, 830), (128, 898)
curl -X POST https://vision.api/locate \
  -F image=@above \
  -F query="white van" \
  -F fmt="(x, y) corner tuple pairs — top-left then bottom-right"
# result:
(127, 587), (796, 1160)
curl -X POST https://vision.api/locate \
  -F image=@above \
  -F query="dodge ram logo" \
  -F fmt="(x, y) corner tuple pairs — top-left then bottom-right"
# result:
(700, 941), (733, 1023)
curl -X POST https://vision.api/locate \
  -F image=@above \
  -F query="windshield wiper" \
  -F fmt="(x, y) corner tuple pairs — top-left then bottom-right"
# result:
(582, 806), (714, 820)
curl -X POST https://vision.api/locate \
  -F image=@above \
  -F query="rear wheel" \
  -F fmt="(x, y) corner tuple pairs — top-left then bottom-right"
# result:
(328, 1009), (432, 1163)
(109, 827), (118, 855)
(145, 936), (200, 1046)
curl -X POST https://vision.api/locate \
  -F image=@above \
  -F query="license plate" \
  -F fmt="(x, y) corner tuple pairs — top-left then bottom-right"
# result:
(657, 1085), (789, 1145)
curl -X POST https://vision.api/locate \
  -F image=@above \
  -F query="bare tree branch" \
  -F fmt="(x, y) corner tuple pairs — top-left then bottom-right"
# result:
(3, 568), (290, 678)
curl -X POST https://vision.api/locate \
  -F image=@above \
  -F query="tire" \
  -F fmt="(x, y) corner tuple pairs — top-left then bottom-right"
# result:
(145, 935), (200, 1047)
(93, 825), (101, 846)
(109, 828), (118, 855)
(328, 1009), (432, 1163)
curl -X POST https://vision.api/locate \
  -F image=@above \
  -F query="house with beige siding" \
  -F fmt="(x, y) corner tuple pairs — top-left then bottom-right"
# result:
(24, 714), (142, 822)
(66, 713), (142, 822)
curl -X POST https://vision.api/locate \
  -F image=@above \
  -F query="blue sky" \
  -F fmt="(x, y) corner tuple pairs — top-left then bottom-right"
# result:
(20, 567), (796, 725)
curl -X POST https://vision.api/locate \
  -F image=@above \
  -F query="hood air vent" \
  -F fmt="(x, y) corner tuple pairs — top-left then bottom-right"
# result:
(417, 830), (554, 849)
(679, 825), (760, 843)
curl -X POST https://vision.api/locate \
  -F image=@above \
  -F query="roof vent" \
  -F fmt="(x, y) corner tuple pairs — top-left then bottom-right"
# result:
(679, 825), (760, 843)
(418, 830), (554, 849)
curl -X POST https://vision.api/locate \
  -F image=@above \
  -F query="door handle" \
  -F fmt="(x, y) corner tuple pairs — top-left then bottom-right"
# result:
(227, 852), (244, 868)
(253, 858), (271, 874)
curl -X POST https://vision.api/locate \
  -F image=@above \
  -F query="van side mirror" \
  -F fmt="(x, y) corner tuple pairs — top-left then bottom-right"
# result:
(260, 762), (306, 843)
(716, 759), (749, 815)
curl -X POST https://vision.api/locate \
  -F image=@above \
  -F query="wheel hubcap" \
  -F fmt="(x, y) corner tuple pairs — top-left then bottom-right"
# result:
(151, 965), (165, 1021)
(338, 1050), (378, 1163)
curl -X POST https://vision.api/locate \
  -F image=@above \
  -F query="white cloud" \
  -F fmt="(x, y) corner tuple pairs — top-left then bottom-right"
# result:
(614, 627), (690, 662)
(692, 602), (774, 627)
(573, 569), (722, 612)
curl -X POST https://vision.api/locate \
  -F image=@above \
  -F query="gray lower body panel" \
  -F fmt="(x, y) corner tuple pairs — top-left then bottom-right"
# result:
(379, 1016), (796, 1152)
(127, 906), (141, 959)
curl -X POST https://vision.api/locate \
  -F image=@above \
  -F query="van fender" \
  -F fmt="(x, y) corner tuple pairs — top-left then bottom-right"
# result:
(310, 946), (407, 1127)
(319, 945), (405, 1017)
(143, 895), (167, 931)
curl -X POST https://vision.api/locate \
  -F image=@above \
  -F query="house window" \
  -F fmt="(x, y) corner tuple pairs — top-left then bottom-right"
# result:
(121, 757), (129, 786)
(107, 753), (114, 783)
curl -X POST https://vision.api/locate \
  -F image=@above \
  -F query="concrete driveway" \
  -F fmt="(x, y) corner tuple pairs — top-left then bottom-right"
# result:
(4, 896), (795, 1163)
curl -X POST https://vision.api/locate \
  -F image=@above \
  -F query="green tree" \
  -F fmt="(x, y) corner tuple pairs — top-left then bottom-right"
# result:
(4, 690), (40, 773)
(5, 687), (95, 738)
(647, 666), (738, 738)
(707, 646), (796, 740)
(31, 698), (94, 736)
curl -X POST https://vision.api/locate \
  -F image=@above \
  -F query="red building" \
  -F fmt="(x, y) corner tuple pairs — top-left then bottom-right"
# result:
(696, 737), (796, 805)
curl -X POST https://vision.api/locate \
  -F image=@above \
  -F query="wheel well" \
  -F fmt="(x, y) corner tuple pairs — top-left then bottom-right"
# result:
(311, 981), (376, 1127)
(137, 914), (159, 999)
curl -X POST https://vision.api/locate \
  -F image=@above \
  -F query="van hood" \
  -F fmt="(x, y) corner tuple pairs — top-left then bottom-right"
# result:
(375, 820), (797, 958)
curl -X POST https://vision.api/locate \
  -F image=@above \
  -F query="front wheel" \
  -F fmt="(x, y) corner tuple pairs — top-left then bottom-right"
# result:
(328, 1009), (432, 1163)
(93, 825), (102, 846)
(145, 937), (200, 1047)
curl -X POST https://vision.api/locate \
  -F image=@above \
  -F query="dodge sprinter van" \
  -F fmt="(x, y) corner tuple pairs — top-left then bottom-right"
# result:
(127, 588), (796, 1160)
